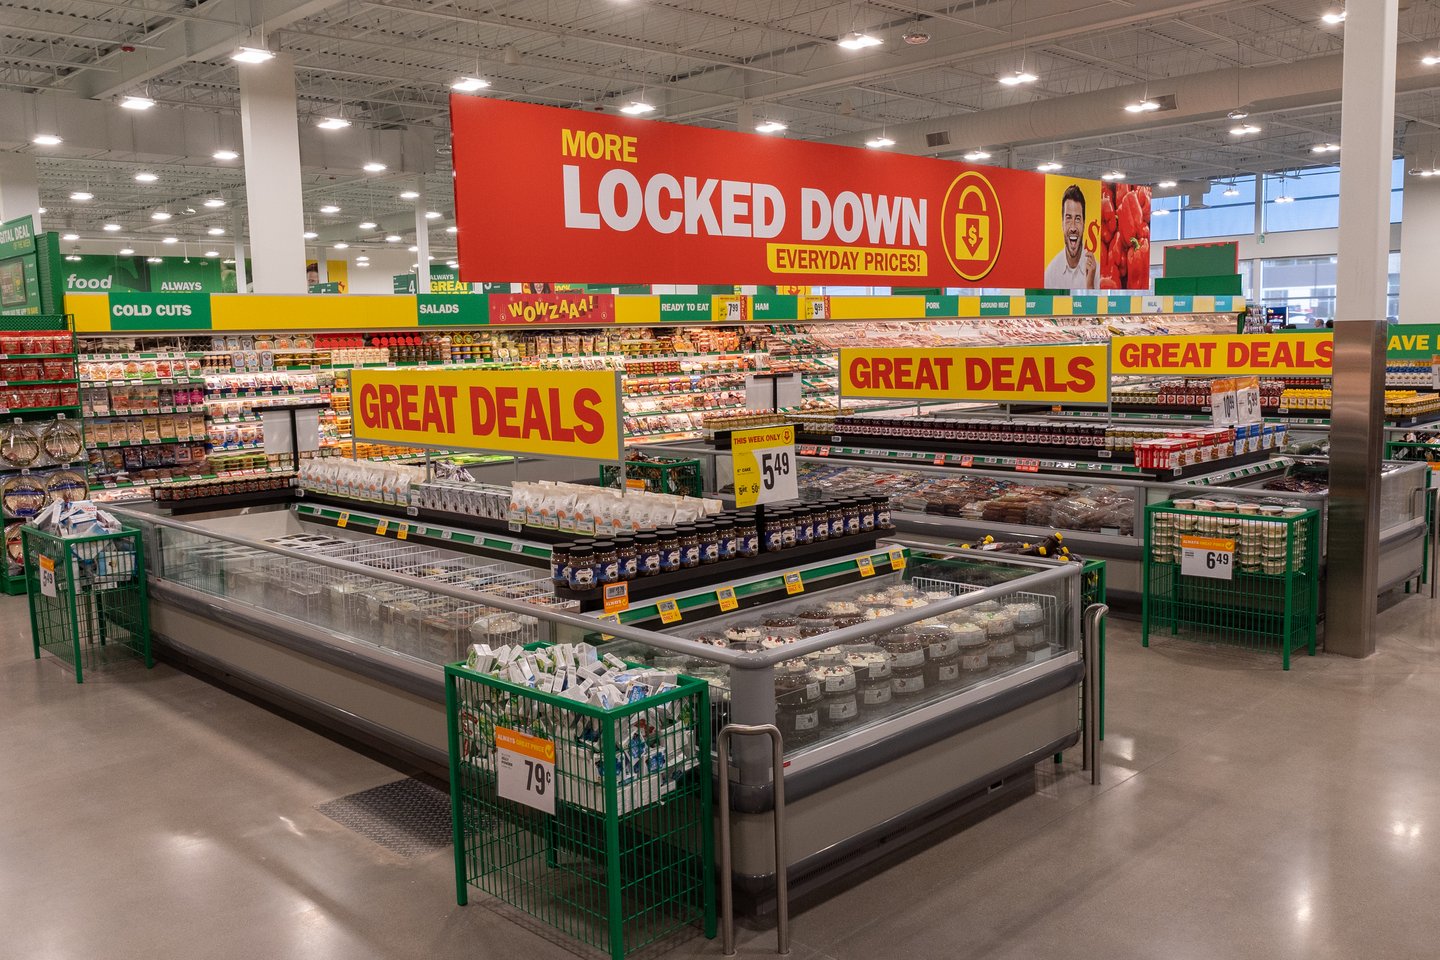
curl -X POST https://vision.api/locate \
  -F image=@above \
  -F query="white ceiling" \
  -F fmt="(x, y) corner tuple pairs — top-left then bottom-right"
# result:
(7, 0), (1440, 249)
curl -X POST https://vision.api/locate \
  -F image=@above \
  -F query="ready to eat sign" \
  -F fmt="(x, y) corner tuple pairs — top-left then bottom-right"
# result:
(450, 98), (1140, 289)
(840, 344), (1109, 404)
(350, 367), (623, 462)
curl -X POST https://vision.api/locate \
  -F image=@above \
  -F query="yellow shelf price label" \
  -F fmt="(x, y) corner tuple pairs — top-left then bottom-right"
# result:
(856, 555), (875, 577)
(784, 571), (804, 595)
(336, 511), (349, 528)
(657, 598), (682, 624)
(396, 522), (409, 540)
(887, 547), (907, 570)
(731, 424), (798, 509)
(716, 586), (738, 612)
(376, 519), (389, 537)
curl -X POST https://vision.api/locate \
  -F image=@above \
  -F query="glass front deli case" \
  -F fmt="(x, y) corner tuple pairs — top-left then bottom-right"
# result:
(113, 502), (1095, 902)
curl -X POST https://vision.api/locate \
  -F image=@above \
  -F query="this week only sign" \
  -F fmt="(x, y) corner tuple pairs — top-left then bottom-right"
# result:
(349, 367), (624, 462)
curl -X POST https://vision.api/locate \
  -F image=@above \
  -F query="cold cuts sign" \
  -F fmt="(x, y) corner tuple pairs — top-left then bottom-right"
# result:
(450, 97), (1144, 289)
(350, 368), (623, 462)
(839, 344), (1109, 405)
(1112, 333), (1333, 377)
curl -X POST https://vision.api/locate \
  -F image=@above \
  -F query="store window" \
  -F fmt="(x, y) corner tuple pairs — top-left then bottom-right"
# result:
(1263, 167), (1340, 232)
(1258, 255), (1336, 324)
(1391, 157), (1405, 223)
(1180, 176), (1255, 239)
(1149, 195), (1180, 242)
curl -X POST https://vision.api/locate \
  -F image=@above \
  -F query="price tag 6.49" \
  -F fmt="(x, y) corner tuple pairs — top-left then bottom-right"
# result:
(495, 726), (556, 815)
(1180, 535), (1235, 580)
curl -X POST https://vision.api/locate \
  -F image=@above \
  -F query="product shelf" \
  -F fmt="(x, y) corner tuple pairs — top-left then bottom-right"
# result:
(0, 404), (82, 416)
(0, 353), (75, 361)
(86, 438), (192, 449)
(79, 376), (206, 387)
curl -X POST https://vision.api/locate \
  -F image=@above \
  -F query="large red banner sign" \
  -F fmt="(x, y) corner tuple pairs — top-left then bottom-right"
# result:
(450, 98), (1149, 289)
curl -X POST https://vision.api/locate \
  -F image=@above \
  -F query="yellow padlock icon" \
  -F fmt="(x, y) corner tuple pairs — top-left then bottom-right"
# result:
(954, 185), (990, 260)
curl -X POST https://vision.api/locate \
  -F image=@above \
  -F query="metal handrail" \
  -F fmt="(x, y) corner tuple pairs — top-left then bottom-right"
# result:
(111, 503), (1076, 670)
(1082, 602), (1108, 786)
(718, 723), (788, 957)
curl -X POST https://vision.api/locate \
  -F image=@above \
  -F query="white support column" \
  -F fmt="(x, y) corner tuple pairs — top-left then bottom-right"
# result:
(1398, 132), (1440, 323)
(1326, 0), (1399, 657)
(232, 210), (249, 293)
(238, 53), (307, 293)
(413, 175), (431, 293)
(0, 153), (41, 227)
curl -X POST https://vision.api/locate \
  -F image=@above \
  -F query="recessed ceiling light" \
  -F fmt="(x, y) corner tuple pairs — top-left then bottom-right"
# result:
(755, 120), (787, 134)
(316, 117), (350, 130)
(223, 258), (235, 264)
(135, 172), (158, 183)
(65, 253), (82, 262)
(400, 190), (420, 200)
(445, 225), (459, 234)
(37, 207), (46, 214)
(303, 231), (318, 239)
(1311, 143), (1341, 154)
(103, 223), (121, 231)
(1321, 10), (1346, 25)
(998, 71), (1037, 86)
(356, 261), (370, 267)
(61, 232), (78, 241)
(213, 150), (239, 161)
(334, 242), (349, 249)
(452, 77), (490, 92)
(363, 161), (387, 172)
(204, 250), (219, 257)
(1036, 161), (1063, 172)
(203, 198), (226, 208)
(386, 234), (402, 242)
(147, 256), (163, 263)
(425, 210), (442, 219)
(162, 236), (178, 244)
(1156, 180), (1177, 188)
(232, 46), (274, 64)
(408, 245), (419, 252)
(1230, 124), (1261, 135)
(69, 191), (93, 201)
(150, 211), (171, 221)
(1101, 170), (1126, 181)
(447, 261), (458, 268)
(619, 101), (656, 115)
(356, 255), (369, 262)
(866, 136), (895, 149)
(1223, 184), (1240, 197)
(1125, 100), (1161, 113)
(118, 247), (134, 256)
(319, 205), (340, 214)
(120, 95), (155, 110)
(837, 32), (883, 50)
(359, 221), (377, 230)
(963, 149), (991, 161)
(207, 227), (224, 236)
(31, 134), (62, 146)
(1152, 208), (1171, 216)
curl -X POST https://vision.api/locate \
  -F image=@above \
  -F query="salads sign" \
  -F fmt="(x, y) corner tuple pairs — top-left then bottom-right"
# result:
(350, 367), (623, 462)
(840, 344), (1109, 405)
(450, 98), (1150, 290)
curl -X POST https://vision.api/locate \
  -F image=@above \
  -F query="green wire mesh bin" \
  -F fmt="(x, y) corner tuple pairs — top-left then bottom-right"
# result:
(22, 525), (151, 683)
(1142, 501), (1319, 670)
(446, 657), (715, 960)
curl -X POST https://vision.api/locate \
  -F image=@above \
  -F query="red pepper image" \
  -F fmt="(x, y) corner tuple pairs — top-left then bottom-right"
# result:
(1128, 236), (1150, 288)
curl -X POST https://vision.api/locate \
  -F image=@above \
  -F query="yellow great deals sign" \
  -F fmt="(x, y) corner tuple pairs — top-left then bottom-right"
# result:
(350, 367), (623, 462)
(840, 344), (1109, 404)
(1112, 333), (1333, 376)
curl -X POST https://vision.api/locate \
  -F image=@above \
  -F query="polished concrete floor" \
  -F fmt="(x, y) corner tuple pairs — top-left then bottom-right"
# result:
(4, 590), (1440, 960)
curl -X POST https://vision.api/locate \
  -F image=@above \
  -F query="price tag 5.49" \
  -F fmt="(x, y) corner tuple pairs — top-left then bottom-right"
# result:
(731, 425), (798, 509)
(38, 554), (57, 598)
(495, 726), (556, 815)
(1180, 535), (1235, 580)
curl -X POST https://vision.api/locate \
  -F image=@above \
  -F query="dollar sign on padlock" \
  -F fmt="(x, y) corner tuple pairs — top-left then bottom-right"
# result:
(955, 185), (990, 261)
(942, 171), (1002, 281)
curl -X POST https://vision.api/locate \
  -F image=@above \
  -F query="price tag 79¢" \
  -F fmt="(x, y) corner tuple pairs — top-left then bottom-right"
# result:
(495, 726), (556, 815)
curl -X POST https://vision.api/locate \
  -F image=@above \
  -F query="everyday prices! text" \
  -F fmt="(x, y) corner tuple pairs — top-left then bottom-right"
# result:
(450, 98), (1138, 289)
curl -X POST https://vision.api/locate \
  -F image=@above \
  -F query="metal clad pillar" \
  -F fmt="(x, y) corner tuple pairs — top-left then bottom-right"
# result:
(231, 210), (249, 293)
(1327, 0), (1399, 657)
(238, 53), (307, 293)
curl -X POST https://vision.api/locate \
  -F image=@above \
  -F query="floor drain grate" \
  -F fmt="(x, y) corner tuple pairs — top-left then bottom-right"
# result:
(316, 778), (453, 858)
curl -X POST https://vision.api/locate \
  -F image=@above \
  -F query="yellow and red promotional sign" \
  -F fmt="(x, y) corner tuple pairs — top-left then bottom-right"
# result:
(840, 344), (1109, 404)
(1112, 333), (1333, 377)
(350, 367), (623, 461)
(450, 98), (1150, 289)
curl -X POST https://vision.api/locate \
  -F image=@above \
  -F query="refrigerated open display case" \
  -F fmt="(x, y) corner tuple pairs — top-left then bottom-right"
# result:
(110, 499), (1095, 904)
